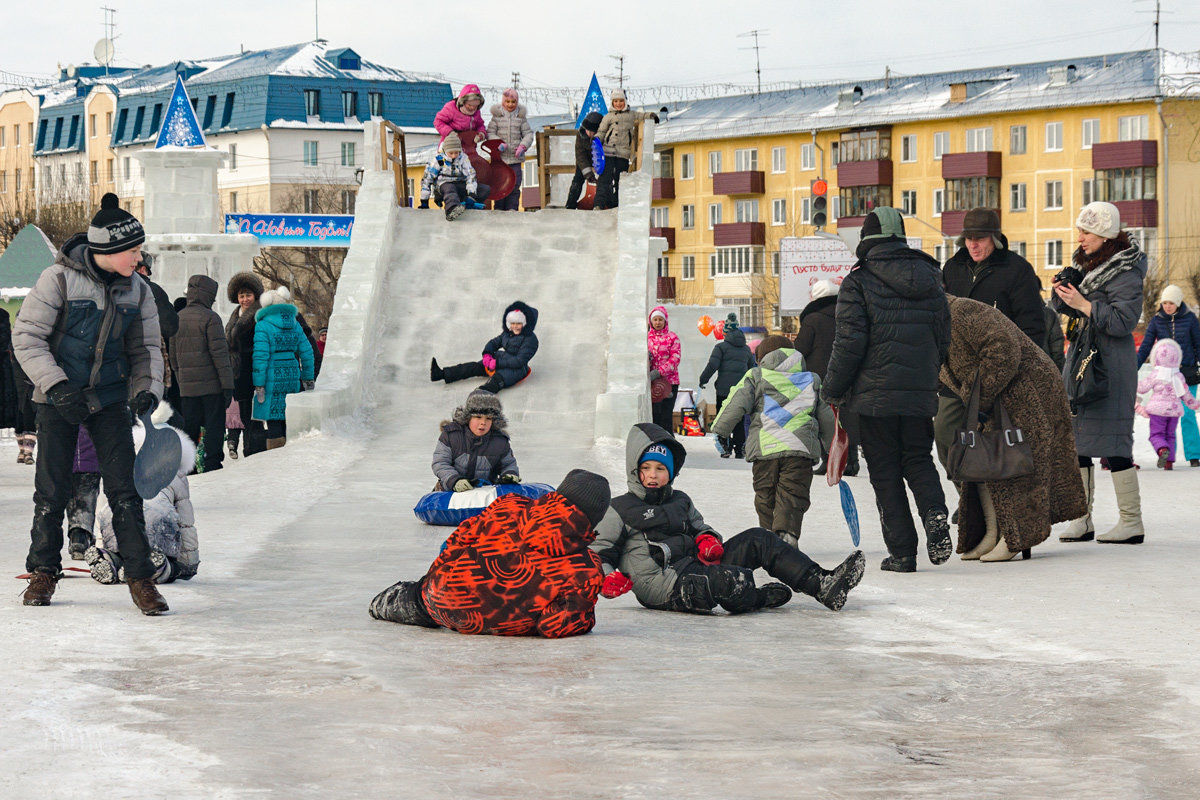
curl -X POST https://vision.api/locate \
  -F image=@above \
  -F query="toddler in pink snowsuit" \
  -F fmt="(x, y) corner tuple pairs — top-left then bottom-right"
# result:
(1138, 338), (1200, 469)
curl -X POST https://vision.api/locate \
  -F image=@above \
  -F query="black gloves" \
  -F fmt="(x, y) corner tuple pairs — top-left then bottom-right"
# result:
(131, 390), (157, 417)
(497, 473), (521, 484)
(418, 199), (429, 209)
(48, 382), (90, 425)
(301, 380), (315, 391)
(223, 389), (233, 408)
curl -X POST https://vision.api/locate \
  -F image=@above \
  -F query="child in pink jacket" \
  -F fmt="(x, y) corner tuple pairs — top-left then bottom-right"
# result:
(648, 306), (681, 433)
(434, 85), (486, 146)
(1138, 338), (1200, 469)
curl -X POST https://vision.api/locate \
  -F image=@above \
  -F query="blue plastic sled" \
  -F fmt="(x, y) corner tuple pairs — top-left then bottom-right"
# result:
(838, 480), (861, 547)
(591, 138), (606, 176)
(413, 482), (556, 526)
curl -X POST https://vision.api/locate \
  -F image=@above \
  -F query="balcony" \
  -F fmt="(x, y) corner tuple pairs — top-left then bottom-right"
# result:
(649, 226), (675, 250)
(1092, 140), (1157, 169)
(712, 170), (765, 195)
(941, 208), (1001, 237)
(521, 186), (541, 209)
(1112, 199), (1157, 228)
(713, 222), (765, 246)
(837, 159), (893, 188)
(652, 178), (675, 200)
(837, 216), (866, 229)
(656, 276), (676, 302)
(941, 151), (1002, 179)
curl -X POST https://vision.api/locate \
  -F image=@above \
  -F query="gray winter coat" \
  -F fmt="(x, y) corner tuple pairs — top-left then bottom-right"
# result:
(1052, 238), (1146, 459)
(13, 233), (162, 407)
(170, 275), (235, 398)
(431, 412), (519, 490)
(596, 108), (655, 160)
(590, 424), (716, 609)
(486, 104), (534, 165)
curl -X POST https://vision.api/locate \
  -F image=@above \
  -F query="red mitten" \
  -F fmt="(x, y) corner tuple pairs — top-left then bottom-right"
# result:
(481, 354), (497, 372)
(601, 571), (633, 599)
(695, 533), (724, 565)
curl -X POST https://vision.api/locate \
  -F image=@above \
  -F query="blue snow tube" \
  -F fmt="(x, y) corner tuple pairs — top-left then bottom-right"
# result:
(413, 482), (556, 526)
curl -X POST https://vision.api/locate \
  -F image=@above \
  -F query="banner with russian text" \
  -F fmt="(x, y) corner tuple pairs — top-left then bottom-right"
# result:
(224, 214), (354, 247)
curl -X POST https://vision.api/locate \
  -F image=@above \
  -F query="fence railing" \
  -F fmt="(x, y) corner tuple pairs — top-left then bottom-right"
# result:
(379, 120), (410, 208)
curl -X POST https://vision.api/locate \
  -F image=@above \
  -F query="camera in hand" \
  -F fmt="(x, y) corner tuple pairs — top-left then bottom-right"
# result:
(1053, 266), (1084, 288)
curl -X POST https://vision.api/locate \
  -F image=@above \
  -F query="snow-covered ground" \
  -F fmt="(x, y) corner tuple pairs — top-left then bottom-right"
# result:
(1, 402), (1197, 798)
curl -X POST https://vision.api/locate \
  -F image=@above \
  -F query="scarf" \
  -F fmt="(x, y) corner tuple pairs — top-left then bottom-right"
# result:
(1077, 235), (1141, 296)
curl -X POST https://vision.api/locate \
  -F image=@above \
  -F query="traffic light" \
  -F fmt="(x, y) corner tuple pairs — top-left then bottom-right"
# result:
(811, 179), (828, 228)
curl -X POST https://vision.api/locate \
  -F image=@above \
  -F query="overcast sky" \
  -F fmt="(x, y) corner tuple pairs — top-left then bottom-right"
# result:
(4, 0), (1198, 113)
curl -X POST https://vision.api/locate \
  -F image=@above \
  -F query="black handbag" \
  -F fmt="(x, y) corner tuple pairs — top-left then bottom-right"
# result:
(1064, 320), (1109, 408)
(946, 373), (1035, 483)
(1182, 364), (1200, 387)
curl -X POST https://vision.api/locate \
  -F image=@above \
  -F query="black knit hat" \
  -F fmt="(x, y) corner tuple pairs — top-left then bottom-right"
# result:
(87, 193), (145, 255)
(555, 469), (611, 528)
(581, 112), (603, 133)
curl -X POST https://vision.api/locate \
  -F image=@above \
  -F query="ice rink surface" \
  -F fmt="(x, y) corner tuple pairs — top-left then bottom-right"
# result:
(3, 207), (1199, 797)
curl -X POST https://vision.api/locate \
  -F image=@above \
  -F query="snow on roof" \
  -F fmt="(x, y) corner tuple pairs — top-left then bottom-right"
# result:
(656, 49), (1197, 145)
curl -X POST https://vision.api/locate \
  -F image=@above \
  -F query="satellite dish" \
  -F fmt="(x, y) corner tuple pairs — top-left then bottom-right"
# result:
(66, 64), (77, 78)
(94, 38), (116, 66)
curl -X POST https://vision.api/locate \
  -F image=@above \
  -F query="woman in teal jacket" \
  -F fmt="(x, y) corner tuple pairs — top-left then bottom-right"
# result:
(251, 287), (314, 449)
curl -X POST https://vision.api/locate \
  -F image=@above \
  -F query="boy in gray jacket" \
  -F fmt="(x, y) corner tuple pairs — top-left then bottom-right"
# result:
(12, 193), (169, 614)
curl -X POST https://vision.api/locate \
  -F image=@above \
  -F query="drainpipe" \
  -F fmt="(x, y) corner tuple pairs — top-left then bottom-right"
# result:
(1156, 97), (1169, 283)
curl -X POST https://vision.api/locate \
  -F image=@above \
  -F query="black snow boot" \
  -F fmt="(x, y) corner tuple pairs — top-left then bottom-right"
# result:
(68, 528), (93, 561)
(758, 582), (793, 609)
(430, 358), (444, 382)
(923, 507), (952, 566)
(369, 580), (439, 627)
(880, 554), (917, 573)
(478, 375), (505, 394)
(801, 551), (866, 611)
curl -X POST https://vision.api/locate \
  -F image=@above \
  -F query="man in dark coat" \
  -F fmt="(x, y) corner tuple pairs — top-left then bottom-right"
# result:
(698, 313), (756, 458)
(170, 275), (235, 472)
(822, 208), (952, 573)
(935, 208), (1046, 473)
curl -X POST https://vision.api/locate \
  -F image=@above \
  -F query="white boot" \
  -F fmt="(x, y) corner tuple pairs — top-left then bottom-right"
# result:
(1059, 465), (1094, 541)
(1097, 468), (1144, 544)
(961, 485), (999, 560)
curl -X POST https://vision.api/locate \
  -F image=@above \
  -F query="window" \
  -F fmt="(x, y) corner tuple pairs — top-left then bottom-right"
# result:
(13, 124), (19, 146)
(800, 142), (815, 171)
(105, 158), (113, 183)
(1010, 182), (1027, 212)
(304, 89), (321, 117)
(653, 150), (674, 179)
(656, 256), (670, 279)
(708, 203), (722, 227)
(772, 251), (781, 276)
(709, 253), (718, 278)
(341, 141), (356, 167)
(772, 198), (787, 225)
(1011, 241), (1026, 259)
(771, 146), (786, 173)
(900, 134), (917, 162)
(202, 95), (216, 129)
(1046, 239), (1063, 269)
(89, 114), (97, 138)
(90, 161), (98, 185)
(342, 91), (358, 119)
(1096, 167), (1156, 201)
(713, 246), (764, 276)
(839, 185), (893, 218)
(342, 190), (356, 214)
(680, 153), (694, 180)
(14, 168), (20, 192)
(368, 92), (384, 117)
(831, 195), (840, 222)
(114, 109), (126, 142)
(899, 189), (917, 216)
(965, 127), (993, 152)
(303, 141), (319, 166)
(650, 206), (669, 227)
(59, 164), (66, 185)
(1045, 180), (1063, 210)
(735, 199), (758, 222)
(839, 129), (890, 162)
(304, 189), (320, 213)
(734, 148), (758, 172)
(1010, 125), (1027, 155)
(934, 244), (947, 263)
(1081, 177), (1096, 206)
(0, 127), (5, 147)
(801, 196), (811, 224)
(131, 106), (144, 140)
(932, 188), (944, 218)
(0, 172), (6, 192)
(149, 103), (163, 136)
(523, 159), (538, 186)
(228, 144), (237, 170)
(220, 94), (234, 128)
(1082, 118), (1100, 149)
(933, 131), (949, 160)
(830, 141), (839, 166)
(681, 255), (695, 281)
(681, 204), (695, 230)
(230, 191), (238, 212)
(1045, 122), (1063, 152)
(944, 177), (998, 212)
(1118, 114), (1149, 141)
(68, 115), (79, 147)
(708, 151), (722, 176)
(105, 111), (112, 134)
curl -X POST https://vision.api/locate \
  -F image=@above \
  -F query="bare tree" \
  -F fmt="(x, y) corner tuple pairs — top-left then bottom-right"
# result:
(0, 179), (92, 252)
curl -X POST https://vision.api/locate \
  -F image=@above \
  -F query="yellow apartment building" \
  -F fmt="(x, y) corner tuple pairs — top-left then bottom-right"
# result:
(649, 49), (1200, 331)
(0, 88), (41, 233)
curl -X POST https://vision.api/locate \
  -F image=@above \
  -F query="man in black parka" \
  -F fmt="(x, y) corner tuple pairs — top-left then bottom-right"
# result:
(936, 208), (1046, 471)
(822, 208), (952, 573)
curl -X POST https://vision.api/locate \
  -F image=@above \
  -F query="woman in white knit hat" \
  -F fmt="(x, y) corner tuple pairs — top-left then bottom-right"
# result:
(1052, 201), (1146, 545)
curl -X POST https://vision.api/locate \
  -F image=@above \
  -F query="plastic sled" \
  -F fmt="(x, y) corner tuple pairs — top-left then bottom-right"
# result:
(414, 482), (555, 526)
(591, 138), (606, 176)
(134, 410), (182, 500)
(838, 481), (861, 546)
(576, 182), (597, 211)
(465, 138), (517, 201)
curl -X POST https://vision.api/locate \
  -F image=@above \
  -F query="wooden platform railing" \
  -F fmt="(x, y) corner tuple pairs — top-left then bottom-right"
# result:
(536, 120), (645, 208)
(379, 120), (410, 207)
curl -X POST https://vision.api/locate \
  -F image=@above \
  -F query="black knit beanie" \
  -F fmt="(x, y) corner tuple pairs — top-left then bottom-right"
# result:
(555, 469), (612, 528)
(88, 193), (145, 255)
(581, 112), (602, 133)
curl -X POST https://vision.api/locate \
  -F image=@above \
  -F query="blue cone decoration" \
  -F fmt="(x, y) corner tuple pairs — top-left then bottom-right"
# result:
(155, 74), (206, 148)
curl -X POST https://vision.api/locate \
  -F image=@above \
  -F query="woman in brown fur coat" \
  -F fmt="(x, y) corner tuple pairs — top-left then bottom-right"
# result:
(940, 297), (1087, 561)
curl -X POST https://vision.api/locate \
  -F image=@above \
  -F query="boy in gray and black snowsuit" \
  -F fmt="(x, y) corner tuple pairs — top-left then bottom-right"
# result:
(418, 132), (490, 221)
(12, 193), (169, 614)
(590, 423), (864, 615)
(432, 389), (520, 492)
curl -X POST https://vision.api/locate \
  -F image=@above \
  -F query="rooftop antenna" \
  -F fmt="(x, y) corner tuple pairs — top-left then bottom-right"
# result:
(738, 29), (768, 95)
(314, 0), (319, 41)
(511, 71), (520, 90)
(98, 6), (118, 77)
(605, 55), (627, 89)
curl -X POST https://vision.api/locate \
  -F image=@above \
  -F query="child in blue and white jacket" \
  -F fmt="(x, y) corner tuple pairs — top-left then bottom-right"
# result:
(419, 132), (490, 221)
